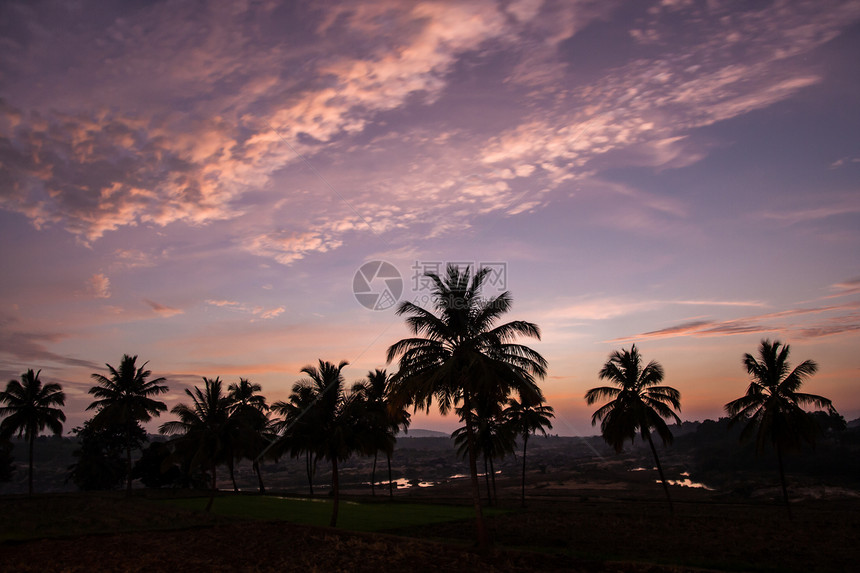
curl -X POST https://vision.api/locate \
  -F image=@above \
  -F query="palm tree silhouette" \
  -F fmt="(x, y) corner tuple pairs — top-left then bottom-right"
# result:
(226, 378), (269, 492)
(288, 360), (355, 527)
(0, 369), (66, 496)
(453, 394), (515, 505)
(387, 265), (547, 549)
(585, 345), (681, 514)
(227, 378), (271, 493)
(504, 395), (554, 507)
(352, 369), (410, 496)
(160, 377), (232, 511)
(272, 383), (320, 496)
(725, 339), (834, 516)
(87, 355), (168, 495)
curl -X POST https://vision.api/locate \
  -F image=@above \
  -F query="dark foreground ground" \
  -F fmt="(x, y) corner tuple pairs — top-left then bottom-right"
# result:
(2, 477), (859, 573)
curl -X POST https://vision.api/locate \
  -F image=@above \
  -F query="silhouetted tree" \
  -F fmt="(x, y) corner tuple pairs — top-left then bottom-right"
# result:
(0, 369), (66, 496)
(388, 265), (547, 549)
(810, 409), (847, 439)
(226, 378), (270, 492)
(68, 419), (146, 490)
(291, 360), (356, 527)
(453, 397), (515, 506)
(160, 377), (232, 511)
(504, 396), (554, 506)
(272, 384), (320, 496)
(87, 355), (168, 495)
(131, 441), (187, 489)
(725, 339), (835, 516)
(351, 369), (410, 496)
(586, 345), (681, 514)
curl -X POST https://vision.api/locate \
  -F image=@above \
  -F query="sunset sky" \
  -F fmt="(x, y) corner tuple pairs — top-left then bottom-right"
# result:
(1, 0), (859, 436)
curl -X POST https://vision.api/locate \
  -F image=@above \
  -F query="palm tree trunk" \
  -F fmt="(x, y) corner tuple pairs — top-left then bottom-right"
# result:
(521, 434), (528, 507)
(125, 428), (133, 497)
(646, 432), (673, 515)
(463, 393), (490, 550)
(387, 452), (393, 497)
(253, 460), (266, 494)
(371, 451), (377, 496)
(228, 456), (238, 492)
(489, 455), (497, 505)
(206, 462), (217, 512)
(483, 454), (492, 505)
(28, 433), (34, 497)
(329, 457), (340, 527)
(777, 444), (792, 520)
(306, 451), (314, 496)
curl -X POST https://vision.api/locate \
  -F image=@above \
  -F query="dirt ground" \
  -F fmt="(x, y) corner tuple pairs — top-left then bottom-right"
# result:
(1, 516), (702, 573)
(2, 484), (858, 572)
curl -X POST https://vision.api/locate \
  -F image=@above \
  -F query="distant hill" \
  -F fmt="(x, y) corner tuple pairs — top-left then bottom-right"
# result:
(399, 429), (451, 438)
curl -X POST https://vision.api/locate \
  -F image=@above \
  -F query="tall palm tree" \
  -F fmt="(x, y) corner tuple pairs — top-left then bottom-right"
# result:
(504, 396), (554, 507)
(725, 339), (833, 515)
(585, 345), (681, 513)
(351, 369), (410, 496)
(226, 378), (269, 492)
(160, 377), (232, 511)
(387, 265), (547, 549)
(272, 383), (321, 496)
(87, 355), (168, 495)
(453, 395), (516, 506)
(0, 370), (66, 496)
(291, 360), (356, 527)
(228, 378), (270, 492)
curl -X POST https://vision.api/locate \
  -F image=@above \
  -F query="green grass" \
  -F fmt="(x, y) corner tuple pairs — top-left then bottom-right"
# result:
(160, 495), (507, 531)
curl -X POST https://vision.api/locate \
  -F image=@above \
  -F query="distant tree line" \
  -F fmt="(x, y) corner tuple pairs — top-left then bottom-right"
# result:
(0, 266), (844, 544)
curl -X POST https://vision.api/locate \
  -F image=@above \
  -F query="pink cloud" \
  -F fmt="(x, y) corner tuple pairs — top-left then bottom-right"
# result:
(144, 299), (184, 318)
(613, 301), (860, 342)
(87, 273), (111, 299)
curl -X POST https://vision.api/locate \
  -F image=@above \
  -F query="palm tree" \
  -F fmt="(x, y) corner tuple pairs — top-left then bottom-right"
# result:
(351, 369), (410, 496)
(585, 345), (681, 514)
(226, 378), (269, 492)
(0, 370), (66, 496)
(725, 339), (834, 515)
(160, 377), (232, 511)
(272, 383), (321, 496)
(387, 265), (547, 549)
(87, 355), (168, 495)
(453, 395), (516, 506)
(290, 360), (356, 527)
(504, 396), (554, 507)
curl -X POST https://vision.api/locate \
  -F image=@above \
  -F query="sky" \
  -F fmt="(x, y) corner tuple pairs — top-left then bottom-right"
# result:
(1, 0), (859, 436)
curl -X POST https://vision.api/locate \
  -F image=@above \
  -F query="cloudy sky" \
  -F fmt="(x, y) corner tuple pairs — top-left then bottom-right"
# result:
(1, 0), (859, 435)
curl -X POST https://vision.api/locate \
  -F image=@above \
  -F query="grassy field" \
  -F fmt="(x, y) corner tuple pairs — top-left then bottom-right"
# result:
(160, 494), (508, 531)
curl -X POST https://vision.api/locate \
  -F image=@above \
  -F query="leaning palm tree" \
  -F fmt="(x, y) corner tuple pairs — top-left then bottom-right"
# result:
(87, 355), (168, 495)
(725, 339), (834, 516)
(0, 370), (66, 496)
(504, 395), (554, 507)
(585, 345), (681, 514)
(160, 377), (233, 511)
(387, 265), (547, 549)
